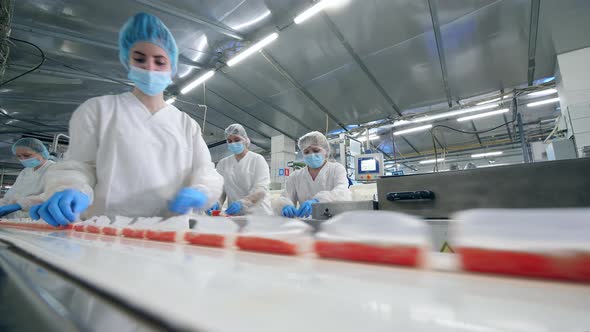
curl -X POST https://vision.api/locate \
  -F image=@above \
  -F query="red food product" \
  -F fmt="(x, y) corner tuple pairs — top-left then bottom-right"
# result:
(73, 224), (86, 232)
(145, 230), (177, 242)
(315, 241), (421, 267)
(458, 247), (590, 282)
(184, 232), (225, 247)
(102, 227), (121, 236)
(122, 228), (146, 239)
(86, 224), (102, 234)
(236, 236), (298, 255)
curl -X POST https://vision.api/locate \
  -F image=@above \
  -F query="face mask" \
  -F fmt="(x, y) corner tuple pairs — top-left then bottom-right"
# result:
(304, 153), (325, 169)
(128, 67), (172, 96)
(20, 157), (42, 168)
(228, 142), (245, 155)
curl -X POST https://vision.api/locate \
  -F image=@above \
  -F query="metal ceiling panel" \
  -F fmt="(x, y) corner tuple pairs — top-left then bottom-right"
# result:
(438, 0), (532, 100)
(303, 62), (394, 124)
(263, 14), (351, 84)
(363, 33), (447, 111)
(325, 0), (432, 57)
(222, 55), (294, 99)
(266, 87), (336, 132)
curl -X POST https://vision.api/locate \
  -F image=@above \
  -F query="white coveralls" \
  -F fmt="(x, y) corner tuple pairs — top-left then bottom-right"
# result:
(0, 160), (55, 211)
(272, 161), (351, 215)
(216, 151), (272, 215)
(47, 92), (223, 217)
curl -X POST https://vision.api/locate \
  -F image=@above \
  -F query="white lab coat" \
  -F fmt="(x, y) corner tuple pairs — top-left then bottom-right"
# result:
(216, 151), (272, 215)
(0, 160), (55, 210)
(272, 161), (351, 215)
(50, 92), (223, 218)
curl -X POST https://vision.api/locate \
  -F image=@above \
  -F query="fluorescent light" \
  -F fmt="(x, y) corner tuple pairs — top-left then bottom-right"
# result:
(227, 33), (279, 67)
(294, 0), (339, 24)
(528, 88), (557, 98)
(476, 97), (502, 105)
(471, 151), (503, 158)
(165, 98), (176, 104)
(419, 158), (444, 164)
(410, 103), (499, 123)
(457, 108), (509, 122)
(357, 135), (379, 142)
(527, 97), (560, 107)
(393, 124), (432, 136)
(479, 163), (509, 168)
(231, 10), (271, 31)
(180, 70), (215, 94)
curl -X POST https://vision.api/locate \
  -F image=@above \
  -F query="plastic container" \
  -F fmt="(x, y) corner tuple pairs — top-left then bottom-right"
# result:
(184, 216), (238, 248)
(122, 217), (162, 239)
(145, 216), (190, 242)
(236, 216), (312, 255)
(452, 209), (590, 282)
(314, 211), (429, 267)
(103, 216), (133, 236)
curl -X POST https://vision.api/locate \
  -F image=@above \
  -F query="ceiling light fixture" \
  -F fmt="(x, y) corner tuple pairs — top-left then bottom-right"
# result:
(419, 158), (445, 164)
(527, 97), (560, 108)
(393, 124), (433, 136)
(528, 88), (557, 98)
(356, 135), (379, 142)
(227, 32), (279, 67)
(471, 151), (503, 158)
(294, 0), (340, 24)
(410, 103), (499, 124)
(476, 97), (502, 105)
(457, 108), (509, 122)
(165, 98), (176, 104)
(180, 70), (215, 94)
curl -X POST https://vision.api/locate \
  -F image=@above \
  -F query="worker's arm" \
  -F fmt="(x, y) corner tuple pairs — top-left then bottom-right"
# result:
(272, 172), (298, 214)
(313, 163), (352, 202)
(41, 101), (98, 202)
(0, 170), (26, 206)
(241, 155), (270, 211)
(189, 123), (224, 208)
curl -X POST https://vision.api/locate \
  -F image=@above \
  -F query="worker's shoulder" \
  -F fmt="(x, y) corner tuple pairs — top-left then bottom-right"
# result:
(327, 161), (346, 172)
(72, 93), (124, 117)
(249, 151), (268, 163)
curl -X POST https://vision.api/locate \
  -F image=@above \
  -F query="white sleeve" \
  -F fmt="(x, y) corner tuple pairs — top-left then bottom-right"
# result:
(240, 155), (270, 208)
(272, 172), (298, 214)
(1, 171), (26, 205)
(189, 124), (224, 208)
(42, 100), (98, 202)
(313, 163), (352, 202)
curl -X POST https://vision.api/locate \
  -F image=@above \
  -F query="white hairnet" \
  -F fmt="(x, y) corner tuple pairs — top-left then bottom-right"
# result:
(298, 131), (330, 154)
(225, 124), (250, 146)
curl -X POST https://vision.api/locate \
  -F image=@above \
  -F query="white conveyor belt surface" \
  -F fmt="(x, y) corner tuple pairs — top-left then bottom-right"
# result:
(1, 228), (589, 332)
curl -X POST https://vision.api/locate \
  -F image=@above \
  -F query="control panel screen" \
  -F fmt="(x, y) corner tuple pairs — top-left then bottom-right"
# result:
(360, 158), (377, 172)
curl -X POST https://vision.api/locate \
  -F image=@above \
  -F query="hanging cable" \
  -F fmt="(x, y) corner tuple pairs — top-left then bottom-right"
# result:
(201, 81), (207, 133)
(0, 37), (45, 88)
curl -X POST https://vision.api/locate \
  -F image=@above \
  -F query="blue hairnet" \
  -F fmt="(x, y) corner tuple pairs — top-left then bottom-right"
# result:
(119, 12), (179, 74)
(12, 138), (50, 159)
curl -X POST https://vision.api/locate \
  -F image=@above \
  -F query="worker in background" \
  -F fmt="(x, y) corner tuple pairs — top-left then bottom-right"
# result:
(29, 13), (223, 226)
(209, 124), (272, 216)
(273, 131), (351, 218)
(0, 138), (55, 217)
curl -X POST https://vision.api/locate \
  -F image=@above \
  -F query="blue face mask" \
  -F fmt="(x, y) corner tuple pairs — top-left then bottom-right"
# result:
(228, 142), (245, 155)
(20, 157), (42, 168)
(304, 153), (325, 169)
(128, 67), (172, 96)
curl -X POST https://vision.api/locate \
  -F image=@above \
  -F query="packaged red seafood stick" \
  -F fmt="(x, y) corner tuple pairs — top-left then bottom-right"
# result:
(314, 211), (429, 267)
(184, 216), (238, 248)
(85, 216), (111, 234)
(236, 216), (313, 255)
(1, 218), (72, 231)
(122, 217), (162, 239)
(103, 216), (133, 236)
(145, 215), (190, 243)
(452, 209), (590, 283)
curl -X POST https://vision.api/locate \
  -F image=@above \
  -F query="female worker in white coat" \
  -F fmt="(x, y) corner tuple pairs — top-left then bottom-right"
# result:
(29, 13), (223, 227)
(211, 124), (272, 216)
(273, 131), (351, 218)
(0, 138), (55, 217)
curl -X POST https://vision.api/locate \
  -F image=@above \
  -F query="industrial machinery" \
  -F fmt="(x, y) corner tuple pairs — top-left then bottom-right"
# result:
(354, 153), (384, 181)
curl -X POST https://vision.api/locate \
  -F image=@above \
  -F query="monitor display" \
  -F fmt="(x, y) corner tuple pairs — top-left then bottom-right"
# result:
(360, 158), (377, 172)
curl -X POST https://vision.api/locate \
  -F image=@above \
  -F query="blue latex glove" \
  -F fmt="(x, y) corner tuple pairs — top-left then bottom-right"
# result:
(0, 204), (22, 217)
(281, 205), (297, 218)
(169, 187), (208, 214)
(225, 201), (243, 215)
(30, 189), (90, 227)
(207, 202), (220, 215)
(296, 199), (319, 218)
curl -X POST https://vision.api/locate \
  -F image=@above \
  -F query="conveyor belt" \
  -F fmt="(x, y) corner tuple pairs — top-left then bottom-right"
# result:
(1, 228), (589, 332)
